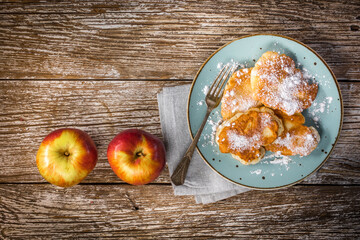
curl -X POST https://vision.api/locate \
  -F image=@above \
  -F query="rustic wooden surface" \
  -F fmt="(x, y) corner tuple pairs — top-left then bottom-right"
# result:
(0, 0), (359, 239)
(0, 0), (359, 80)
(1, 185), (359, 239)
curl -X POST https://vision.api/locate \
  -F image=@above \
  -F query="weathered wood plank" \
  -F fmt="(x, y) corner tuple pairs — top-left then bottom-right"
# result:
(4, 0), (359, 14)
(0, 184), (359, 239)
(0, 80), (359, 184)
(0, 0), (359, 80)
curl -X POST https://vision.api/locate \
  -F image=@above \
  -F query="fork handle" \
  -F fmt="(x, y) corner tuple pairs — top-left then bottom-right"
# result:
(171, 108), (212, 186)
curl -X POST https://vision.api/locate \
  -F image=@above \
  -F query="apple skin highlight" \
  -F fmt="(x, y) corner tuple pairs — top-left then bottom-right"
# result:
(107, 129), (166, 185)
(36, 128), (98, 187)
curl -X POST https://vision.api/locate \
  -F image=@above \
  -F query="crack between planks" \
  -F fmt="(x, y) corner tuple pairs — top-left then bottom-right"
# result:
(0, 182), (359, 187)
(0, 78), (358, 82)
(0, 182), (171, 185)
(0, 79), (194, 82)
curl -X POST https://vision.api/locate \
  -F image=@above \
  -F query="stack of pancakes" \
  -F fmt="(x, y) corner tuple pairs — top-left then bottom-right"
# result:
(216, 51), (320, 165)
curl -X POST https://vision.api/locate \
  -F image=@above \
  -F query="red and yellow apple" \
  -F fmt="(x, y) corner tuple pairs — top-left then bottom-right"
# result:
(36, 128), (98, 187)
(107, 129), (166, 185)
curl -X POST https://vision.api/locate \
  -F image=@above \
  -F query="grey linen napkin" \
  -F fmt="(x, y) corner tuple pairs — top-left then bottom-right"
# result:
(157, 84), (251, 204)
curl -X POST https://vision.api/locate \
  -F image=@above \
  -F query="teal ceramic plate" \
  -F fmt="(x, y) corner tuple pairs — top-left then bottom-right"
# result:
(187, 34), (343, 189)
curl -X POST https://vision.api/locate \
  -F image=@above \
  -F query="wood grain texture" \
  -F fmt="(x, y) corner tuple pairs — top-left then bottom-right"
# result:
(0, 0), (359, 80)
(0, 80), (359, 184)
(0, 184), (359, 239)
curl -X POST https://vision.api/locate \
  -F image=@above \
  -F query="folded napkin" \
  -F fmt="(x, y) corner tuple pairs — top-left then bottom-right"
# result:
(157, 84), (251, 204)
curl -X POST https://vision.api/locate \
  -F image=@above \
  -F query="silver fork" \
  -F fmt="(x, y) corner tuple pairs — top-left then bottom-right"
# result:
(171, 64), (236, 186)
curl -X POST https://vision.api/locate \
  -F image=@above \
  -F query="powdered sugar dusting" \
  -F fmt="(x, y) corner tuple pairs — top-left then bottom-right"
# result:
(250, 169), (262, 175)
(217, 59), (239, 71)
(303, 68), (331, 88)
(269, 156), (292, 171)
(254, 53), (317, 115)
(224, 113), (275, 153)
(327, 96), (333, 103)
(197, 100), (204, 106)
(309, 96), (333, 126)
(272, 131), (319, 156)
(221, 69), (261, 116)
(201, 111), (222, 148)
(227, 130), (260, 151)
(202, 85), (209, 95)
(222, 92), (260, 114)
(301, 67), (334, 126)
(262, 152), (293, 171)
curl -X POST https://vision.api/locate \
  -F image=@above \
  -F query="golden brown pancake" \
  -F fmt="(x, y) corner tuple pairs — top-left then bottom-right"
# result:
(216, 107), (284, 165)
(266, 110), (320, 156)
(221, 68), (262, 120)
(251, 51), (318, 116)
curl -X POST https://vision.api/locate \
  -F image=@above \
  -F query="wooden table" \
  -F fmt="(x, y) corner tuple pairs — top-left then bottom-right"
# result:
(0, 1), (359, 239)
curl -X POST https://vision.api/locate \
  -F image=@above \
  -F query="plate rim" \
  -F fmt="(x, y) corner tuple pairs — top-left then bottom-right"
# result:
(186, 33), (344, 190)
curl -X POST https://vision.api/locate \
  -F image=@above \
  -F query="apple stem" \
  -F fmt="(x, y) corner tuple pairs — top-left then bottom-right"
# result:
(136, 151), (144, 157)
(64, 151), (70, 157)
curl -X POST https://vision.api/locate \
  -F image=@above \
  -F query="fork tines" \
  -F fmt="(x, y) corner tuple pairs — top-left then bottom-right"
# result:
(207, 64), (238, 99)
